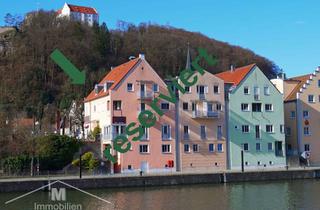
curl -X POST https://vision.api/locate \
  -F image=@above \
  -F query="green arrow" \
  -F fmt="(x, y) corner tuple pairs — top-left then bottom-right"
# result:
(50, 49), (86, 85)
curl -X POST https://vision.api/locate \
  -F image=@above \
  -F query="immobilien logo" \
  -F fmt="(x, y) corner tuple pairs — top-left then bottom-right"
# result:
(4, 180), (112, 210)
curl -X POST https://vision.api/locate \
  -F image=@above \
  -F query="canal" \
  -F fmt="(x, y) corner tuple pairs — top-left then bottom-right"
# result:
(1, 179), (319, 210)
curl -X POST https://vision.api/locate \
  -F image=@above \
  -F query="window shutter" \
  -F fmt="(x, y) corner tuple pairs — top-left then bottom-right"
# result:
(205, 86), (208, 93)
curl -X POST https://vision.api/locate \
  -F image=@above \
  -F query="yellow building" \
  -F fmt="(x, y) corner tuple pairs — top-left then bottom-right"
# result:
(284, 67), (320, 166)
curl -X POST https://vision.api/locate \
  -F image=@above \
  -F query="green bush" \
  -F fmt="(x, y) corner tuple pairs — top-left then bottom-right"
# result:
(72, 151), (99, 171)
(35, 134), (81, 170)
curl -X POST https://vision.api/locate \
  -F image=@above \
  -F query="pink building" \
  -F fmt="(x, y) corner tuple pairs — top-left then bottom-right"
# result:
(84, 54), (175, 173)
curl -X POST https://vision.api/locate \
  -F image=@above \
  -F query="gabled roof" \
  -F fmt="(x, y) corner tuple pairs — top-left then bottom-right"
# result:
(85, 58), (140, 102)
(67, 4), (98, 15)
(284, 74), (311, 102)
(215, 64), (256, 86)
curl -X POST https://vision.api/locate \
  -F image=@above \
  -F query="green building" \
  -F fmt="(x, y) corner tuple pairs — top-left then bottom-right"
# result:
(216, 64), (286, 170)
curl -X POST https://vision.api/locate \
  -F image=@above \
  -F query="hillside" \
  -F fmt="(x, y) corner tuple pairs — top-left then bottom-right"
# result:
(0, 10), (278, 130)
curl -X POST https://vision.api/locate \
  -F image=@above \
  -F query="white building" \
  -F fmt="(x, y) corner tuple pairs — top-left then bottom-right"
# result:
(57, 3), (99, 26)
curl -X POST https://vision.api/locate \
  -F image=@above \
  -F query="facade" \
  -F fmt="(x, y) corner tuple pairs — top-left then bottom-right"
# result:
(57, 3), (99, 26)
(178, 51), (227, 171)
(216, 64), (286, 170)
(84, 54), (175, 173)
(283, 69), (320, 166)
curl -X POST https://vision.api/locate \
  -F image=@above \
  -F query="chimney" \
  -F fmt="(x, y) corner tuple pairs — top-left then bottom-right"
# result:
(94, 84), (99, 94)
(139, 53), (145, 60)
(230, 65), (235, 72)
(103, 82), (108, 92)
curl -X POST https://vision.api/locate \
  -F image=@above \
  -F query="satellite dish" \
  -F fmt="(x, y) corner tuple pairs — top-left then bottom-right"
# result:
(129, 56), (136, 60)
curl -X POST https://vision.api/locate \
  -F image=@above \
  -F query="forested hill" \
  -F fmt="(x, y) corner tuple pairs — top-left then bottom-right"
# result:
(0, 11), (278, 120)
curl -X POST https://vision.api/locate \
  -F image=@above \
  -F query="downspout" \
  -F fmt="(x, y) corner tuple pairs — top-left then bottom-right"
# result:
(225, 88), (231, 170)
(175, 79), (181, 172)
(296, 94), (302, 155)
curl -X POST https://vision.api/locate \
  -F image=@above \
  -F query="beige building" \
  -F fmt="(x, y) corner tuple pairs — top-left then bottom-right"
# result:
(178, 50), (226, 171)
(283, 67), (320, 166)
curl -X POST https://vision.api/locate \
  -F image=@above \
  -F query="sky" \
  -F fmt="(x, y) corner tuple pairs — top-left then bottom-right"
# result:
(0, 0), (319, 77)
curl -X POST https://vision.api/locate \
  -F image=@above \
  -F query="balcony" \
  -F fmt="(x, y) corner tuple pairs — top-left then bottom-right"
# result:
(198, 93), (206, 100)
(137, 91), (154, 100)
(102, 133), (123, 144)
(192, 110), (219, 119)
(254, 94), (260, 101)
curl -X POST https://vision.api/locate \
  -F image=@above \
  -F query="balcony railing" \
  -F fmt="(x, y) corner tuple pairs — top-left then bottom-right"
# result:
(254, 94), (260, 101)
(275, 150), (283, 157)
(162, 134), (171, 140)
(198, 93), (206, 100)
(137, 91), (154, 100)
(183, 133), (189, 140)
(192, 110), (219, 119)
(102, 133), (124, 143)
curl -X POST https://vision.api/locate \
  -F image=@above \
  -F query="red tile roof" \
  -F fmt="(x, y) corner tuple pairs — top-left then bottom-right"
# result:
(284, 74), (311, 102)
(85, 58), (140, 102)
(67, 4), (98, 15)
(215, 64), (256, 86)
(57, 9), (62, 15)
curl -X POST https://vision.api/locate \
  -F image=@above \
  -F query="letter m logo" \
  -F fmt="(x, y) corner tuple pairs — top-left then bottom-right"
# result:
(51, 188), (66, 201)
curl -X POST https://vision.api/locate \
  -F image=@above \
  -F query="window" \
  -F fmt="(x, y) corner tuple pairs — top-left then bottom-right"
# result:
(153, 84), (159, 92)
(286, 127), (291, 136)
(280, 125), (285, 134)
(256, 143), (261, 151)
(139, 145), (149, 153)
(93, 105), (96, 112)
(192, 103), (195, 111)
(213, 85), (220, 94)
(308, 95), (315, 103)
(127, 83), (133, 92)
(266, 125), (274, 133)
(162, 144), (171, 153)
(290, 111), (296, 118)
(268, 143), (273, 151)
(183, 126), (189, 139)
(200, 125), (206, 139)
(107, 101), (110, 111)
(113, 101), (121, 110)
(216, 103), (222, 111)
(304, 144), (310, 151)
(252, 103), (262, 112)
(162, 125), (171, 140)
(255, 125), (261, 139)
(242, 143), (249, 151)
(303, 110), (309, 118)
(264, 86), (270, 95)
(183, 103), (188, 110)
(185, 86), (191, 93)
(318, 80), (320, 87)
(304, 127), (310, 136)
(184, 144), (190, 152)
(193, 144), (199, 152)
(217, 126), (222, 140)
(242, 125), (250, 133)
(113, 125), (126, 136)
(241, 103), (250, 111)
(161, 103), (169, 110)
(140, 103), (145, 111)
(254, 86), (260, 100)
(244, 86), (250, 95)
(319, 95), (320, 102)
(265, 104), (273, 111)
(141, 126), (149, 140)
(217, 144), (223, 152)
(209, 144), (214, 152)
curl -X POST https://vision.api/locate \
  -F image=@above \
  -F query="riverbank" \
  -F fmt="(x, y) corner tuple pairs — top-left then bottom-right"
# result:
(1, 167), (320, 193)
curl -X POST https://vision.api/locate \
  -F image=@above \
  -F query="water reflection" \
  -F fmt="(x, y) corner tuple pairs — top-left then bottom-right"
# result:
(1, 179), (320, 210)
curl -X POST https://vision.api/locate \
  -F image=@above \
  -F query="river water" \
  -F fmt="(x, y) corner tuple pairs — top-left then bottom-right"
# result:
(1, 179), (320, 210)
